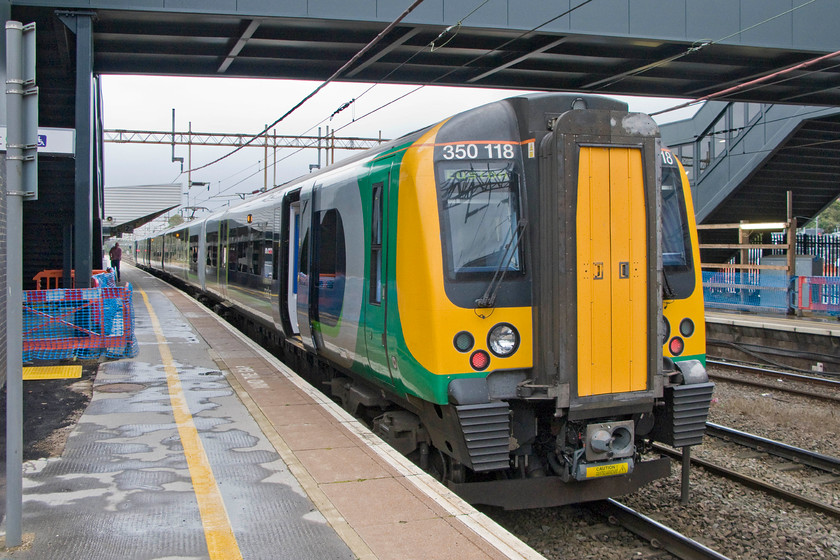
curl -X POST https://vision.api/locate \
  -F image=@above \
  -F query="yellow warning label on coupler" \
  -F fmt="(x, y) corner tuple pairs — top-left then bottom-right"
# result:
(23, 365), (83, 380)
(586, 462), (630, 478)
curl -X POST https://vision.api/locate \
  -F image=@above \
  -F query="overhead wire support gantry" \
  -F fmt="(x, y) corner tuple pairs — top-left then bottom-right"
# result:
(103, 128), (387, 152)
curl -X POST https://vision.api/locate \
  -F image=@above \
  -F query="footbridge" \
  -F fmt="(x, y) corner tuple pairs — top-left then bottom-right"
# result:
(660, 102), (840, 227)
(1, 0), (840, 285)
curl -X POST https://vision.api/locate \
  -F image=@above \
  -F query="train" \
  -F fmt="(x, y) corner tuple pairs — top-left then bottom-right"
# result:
(137, 93), (713, 510)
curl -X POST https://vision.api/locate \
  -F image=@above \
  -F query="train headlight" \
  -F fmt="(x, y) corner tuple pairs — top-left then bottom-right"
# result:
(680, 318), (695, 337)
(487, 323), (519, 357)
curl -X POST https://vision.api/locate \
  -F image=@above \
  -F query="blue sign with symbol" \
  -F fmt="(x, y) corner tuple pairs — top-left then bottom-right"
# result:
(37, 134), (47, 147)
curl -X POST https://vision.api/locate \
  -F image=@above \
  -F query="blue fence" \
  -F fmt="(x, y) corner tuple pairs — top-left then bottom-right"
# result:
(22, 272), (138, 362)
(702, 271), (790, 312)
(702, 273), (840, 315)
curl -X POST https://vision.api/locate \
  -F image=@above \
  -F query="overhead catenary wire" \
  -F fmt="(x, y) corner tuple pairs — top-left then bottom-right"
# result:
(195, 0), (834, 209)
(185, 0), (427, 175)
(190, 82), (430, 208)
(202, 0), (593, 188)
(192, 0), (502, 207)
(209, 0), (596, 195)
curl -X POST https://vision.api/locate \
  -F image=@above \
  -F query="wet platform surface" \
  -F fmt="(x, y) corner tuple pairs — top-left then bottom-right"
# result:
(2, 264), (541, 559)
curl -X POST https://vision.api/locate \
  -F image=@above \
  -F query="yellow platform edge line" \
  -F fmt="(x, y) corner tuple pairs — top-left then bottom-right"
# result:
(138, 288), (243, 560)
(22, 365), (83, 380)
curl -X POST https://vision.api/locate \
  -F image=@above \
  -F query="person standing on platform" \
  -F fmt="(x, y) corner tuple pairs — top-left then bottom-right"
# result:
(109, 242), (122, 282)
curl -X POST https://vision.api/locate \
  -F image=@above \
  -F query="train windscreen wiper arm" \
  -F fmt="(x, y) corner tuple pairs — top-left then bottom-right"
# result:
(475, 219), (527, 309)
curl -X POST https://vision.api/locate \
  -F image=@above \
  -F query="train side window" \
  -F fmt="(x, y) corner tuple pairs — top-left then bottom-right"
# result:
(315, 209), (346, 327)
(370, 182), (383, 304)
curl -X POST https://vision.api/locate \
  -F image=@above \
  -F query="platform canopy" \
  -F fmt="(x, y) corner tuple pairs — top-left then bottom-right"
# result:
(103, 184), (182, 237)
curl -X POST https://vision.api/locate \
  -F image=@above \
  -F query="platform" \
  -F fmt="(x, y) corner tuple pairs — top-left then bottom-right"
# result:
(705, 309), (840, 372)
(706, 310), (840, 337)
(1, 264), (542, 560)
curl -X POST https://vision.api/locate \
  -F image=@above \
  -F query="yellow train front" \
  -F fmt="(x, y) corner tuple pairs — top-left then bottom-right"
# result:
(384, 94), (713, 509)
(139, 93), (713, 510)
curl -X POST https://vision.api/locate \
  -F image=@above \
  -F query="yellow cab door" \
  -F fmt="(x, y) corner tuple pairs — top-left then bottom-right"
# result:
(576, 146), (648, 396)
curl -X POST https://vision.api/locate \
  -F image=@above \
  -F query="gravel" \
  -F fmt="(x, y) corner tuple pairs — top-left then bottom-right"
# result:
(483, 370), (840, 559)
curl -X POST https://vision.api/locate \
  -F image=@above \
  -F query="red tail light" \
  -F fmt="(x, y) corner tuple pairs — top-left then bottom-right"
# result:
(669, 337), (685, 356)
(470, 350), (490, 371)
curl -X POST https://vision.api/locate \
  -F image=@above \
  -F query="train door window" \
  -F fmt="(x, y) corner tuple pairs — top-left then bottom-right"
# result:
(370, 182), (383, 304)
(206, 231), (218, 266)
(251, 227), (262, 275)
(189, 234), (199, 272)
(288, 203), (301, 333)
(220, 222), (229, 271)
(315, 209), (346, 327)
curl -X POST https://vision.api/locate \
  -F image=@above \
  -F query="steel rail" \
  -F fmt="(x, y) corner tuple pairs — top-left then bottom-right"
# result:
(708, 359), (840, 389)
(705, 423), (840, 474)
(652, 444), (840, 520)
(707, 360), (840, 403)
(597, 499), (732, 560)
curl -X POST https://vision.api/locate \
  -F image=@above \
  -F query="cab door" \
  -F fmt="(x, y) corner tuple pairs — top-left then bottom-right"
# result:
(363, 160), (396, 384)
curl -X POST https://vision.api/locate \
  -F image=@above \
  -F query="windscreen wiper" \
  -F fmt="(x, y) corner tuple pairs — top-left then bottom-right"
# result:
(475, 219), (527, 309)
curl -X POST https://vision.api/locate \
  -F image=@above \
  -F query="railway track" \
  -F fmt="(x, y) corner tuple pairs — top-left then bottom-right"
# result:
(707, 359), (840, 402)
(705, 423), (840, 475)
(593, 500), (731, 560)
(653, 424), (840, 520)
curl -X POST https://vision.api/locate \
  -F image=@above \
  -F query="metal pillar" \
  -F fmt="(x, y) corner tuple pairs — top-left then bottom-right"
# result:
(69, 13), (94, 288)
(5, 20), (27, 549)
(0, 1), (10, 125)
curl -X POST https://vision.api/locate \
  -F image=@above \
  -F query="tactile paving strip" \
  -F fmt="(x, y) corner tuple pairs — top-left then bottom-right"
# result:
(22, 365), (83, 380)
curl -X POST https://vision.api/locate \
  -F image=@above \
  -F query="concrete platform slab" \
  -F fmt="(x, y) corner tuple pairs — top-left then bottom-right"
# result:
(2, 264), (543, 560)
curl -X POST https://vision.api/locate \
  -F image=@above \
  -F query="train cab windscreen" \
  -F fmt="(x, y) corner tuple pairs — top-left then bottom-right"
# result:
(661, 156), (695, 298)
(438, 162), (522, 279)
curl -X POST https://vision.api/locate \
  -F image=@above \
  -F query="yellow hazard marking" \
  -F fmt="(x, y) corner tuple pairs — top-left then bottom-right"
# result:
(138, 288), (243, 560)
(586, 462), (630, 478)
(22, 365), (82, 380)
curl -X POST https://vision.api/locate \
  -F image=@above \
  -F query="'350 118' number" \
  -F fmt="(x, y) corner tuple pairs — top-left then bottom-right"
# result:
(441, 143), (516, 160)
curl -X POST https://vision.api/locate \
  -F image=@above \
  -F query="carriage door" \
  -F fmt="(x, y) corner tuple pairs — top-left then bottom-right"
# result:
(296, 183), (318, 352)
(363, 161), (396, 382)
(576, 146), (648, 396)
(277, 189), (301, 336)
(219, 220), (230, 298)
